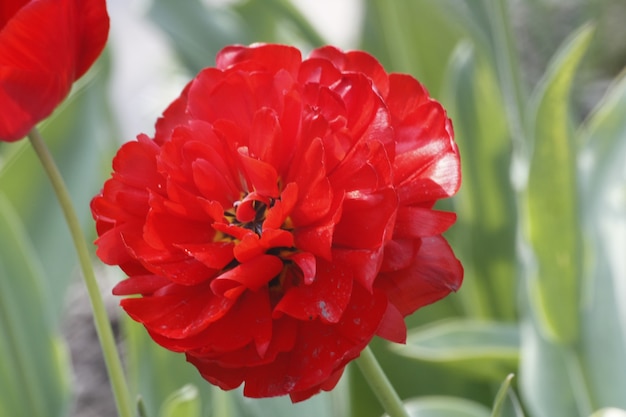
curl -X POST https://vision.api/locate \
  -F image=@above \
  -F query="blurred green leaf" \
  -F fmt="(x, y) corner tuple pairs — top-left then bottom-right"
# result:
(361, 0), (465, 95)
(0, 194), (71, 417)
(159, 385), (201, 417)
(123, 317), (211, 417)
(383, 396), (491, 417)
(490, 374), (525, 417)
(148, 0), (250, 74)
(577, 70), (626, 409)
(523, 23), (595, 344)
(236, 0), (327, 47)
(518, 317), (578, 417)
(441, 41), (517, 320)
(392, 319), (519, 381)
(590, 409), (626, 417)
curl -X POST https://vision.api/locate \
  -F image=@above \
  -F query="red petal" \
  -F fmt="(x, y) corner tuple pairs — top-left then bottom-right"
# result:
(121, 282), (235, 339)
(386, 73), (430, 128)
(375, 236), (463, 316)
(310, 46), (390, 96)
(287, 138), (333, 226)
(333, 187), (397, 249)
(298, 57), (342, 86)
(274, 258), (353, 323)
(238, 148), (280, 197)
(288, 252), (316, 285)
(257, 283), (385, 398)
(394, 207), (457, 238)
(211, 255), (284, 299)
(216, 43), (302, 76)
(248, 107), (286, 172)
(380, 238), (420, 273)
(153, 288), (273, 356)
(375, 301), (407, 343)
(112, 274), (171, 296)
(263, 182), (298, 229)
(175, 241), (234, 270)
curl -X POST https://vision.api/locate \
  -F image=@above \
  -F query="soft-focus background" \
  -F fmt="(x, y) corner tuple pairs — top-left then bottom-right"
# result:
(1, 0), (625, 416)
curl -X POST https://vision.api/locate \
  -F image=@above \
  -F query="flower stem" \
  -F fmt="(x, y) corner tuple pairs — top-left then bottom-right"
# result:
(355, 345), (410, 417)
(28, 128), (134, 417)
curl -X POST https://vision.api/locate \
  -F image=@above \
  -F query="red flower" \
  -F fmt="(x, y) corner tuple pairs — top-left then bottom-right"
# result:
(0, 0), (109, 142)
(91, 44), (462, 402)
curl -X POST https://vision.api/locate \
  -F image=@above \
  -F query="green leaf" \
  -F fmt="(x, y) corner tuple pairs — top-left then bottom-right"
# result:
(441, 41), (517, 320)
(392, 319), (519, 381)
(382, 396), (491, 417)
(148, 0), (249, 74)
(518, 317), (578, 417)
(123, 317), (211, 417)
(491, 374), (525, 417)
(361, 0), (465, 94)
(233, 388), (342, 417)
(159, 385), (201, 417)
(0, 194), (71, 417)
(590, 409), (626, 417)
(577, 70), (626, 409)
(523, 23), (595, 344)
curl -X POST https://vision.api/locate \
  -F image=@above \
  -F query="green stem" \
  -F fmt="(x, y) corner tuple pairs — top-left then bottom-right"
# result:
(355, 346), (410, 417)
(28, 128), (135, 417)
(486, 0), (528, 150)
(211, 385), (233, 417)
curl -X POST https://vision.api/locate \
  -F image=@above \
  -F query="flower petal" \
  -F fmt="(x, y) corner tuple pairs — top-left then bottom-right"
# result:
(376, 236), (463, 316)
(274, 259), (352, 323)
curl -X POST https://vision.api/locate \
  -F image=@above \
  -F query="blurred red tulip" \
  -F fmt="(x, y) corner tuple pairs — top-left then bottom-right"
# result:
(0, 0), (109, 141)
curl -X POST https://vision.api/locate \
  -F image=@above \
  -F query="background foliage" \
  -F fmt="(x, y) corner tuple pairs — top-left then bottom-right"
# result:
(0, 0), (625, 416)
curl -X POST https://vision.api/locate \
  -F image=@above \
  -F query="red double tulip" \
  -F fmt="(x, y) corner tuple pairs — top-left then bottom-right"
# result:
(0, 0), (109, 141)
(92, 43), (463, 402)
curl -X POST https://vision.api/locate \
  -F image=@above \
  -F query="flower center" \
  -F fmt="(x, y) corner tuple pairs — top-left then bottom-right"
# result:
(231, 198), (273, 236)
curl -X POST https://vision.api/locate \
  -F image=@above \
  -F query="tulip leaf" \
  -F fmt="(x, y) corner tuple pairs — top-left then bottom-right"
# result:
(518, 316), (578, 417)
(148, 0), (249, 74)
(159, 385), (201, 417)
(382, 396), (491, 417)
(363, 0), (465, 93)
(491, 374), (525, 417)
(123, 317), (211, 417)
(441, 41), (517, 320)
(589, 409), (626, 417)
(522, 23), (595, 344)
(0, 194), (71, 417)
(235, 388), (341, 417)
(392, 319), (519, 381)
(577, 70), (626, 409)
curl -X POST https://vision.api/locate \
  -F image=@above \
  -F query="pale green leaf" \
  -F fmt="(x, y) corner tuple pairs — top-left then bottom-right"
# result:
(490, 374), (525, 417)
(392, 319), (519, 381)
(577, 70), (626, 409)
(0, 195), (71, 417)
(441, 41), (517, 320)
(160, 385), (201, 417)
(523, 23), (595, 344)
(590, 409), (626, 417)
(123, 317), (211, 417)
(518, 317), (578, 417)
(148, 0), (249, 74)
(382, 396), (491, 417)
